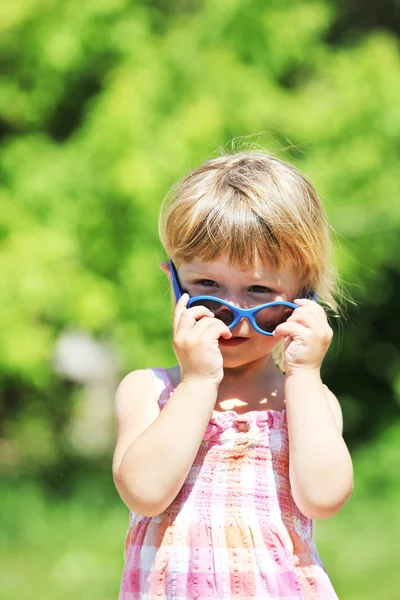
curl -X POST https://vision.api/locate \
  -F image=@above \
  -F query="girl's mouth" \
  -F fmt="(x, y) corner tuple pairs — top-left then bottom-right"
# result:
(219, 337), (248, 347)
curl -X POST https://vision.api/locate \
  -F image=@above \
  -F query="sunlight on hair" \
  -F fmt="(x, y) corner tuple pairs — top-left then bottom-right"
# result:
(159, 150), (338, 311)
(159, 149), (340, 370)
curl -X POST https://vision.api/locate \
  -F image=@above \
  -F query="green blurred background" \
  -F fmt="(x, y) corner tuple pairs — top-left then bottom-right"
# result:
(1, 0), (400, 598)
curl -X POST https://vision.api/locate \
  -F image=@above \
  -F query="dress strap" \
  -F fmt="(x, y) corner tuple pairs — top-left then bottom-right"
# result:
(147, 367), (174, 409)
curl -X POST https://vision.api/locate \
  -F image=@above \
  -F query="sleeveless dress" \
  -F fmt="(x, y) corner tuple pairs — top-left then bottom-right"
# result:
(119, 367), (339, 600)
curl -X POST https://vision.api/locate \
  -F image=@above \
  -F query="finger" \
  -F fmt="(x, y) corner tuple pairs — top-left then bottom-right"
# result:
(172, 293), (189, 334)
(288, 307), (327, 330)
(294, 298), (326, 312)
(273, 321), (308, 340)
(275, 320), (333, 347)
(190, 316), (232, 342)
(174, 294), (211, 334)
(174, 302), (215, 335)
(294, 298), (327, 318)
(293, 298), (318, 306)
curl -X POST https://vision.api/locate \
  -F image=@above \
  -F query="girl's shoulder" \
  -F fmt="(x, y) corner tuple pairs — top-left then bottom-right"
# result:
(112, 367), (177, 475)
(115, 366), (177, 407)
(113, 369), (161, 475)
(114, 369), (159, 420)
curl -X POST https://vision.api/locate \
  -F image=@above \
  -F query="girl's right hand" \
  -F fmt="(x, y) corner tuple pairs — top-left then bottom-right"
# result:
(172, 293), (232, 386)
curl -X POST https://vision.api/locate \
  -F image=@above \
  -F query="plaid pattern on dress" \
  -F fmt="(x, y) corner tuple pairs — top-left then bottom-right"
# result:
(119, 368), (338, 599)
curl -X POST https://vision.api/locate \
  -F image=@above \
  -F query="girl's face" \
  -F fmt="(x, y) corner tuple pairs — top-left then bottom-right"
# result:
(162, 254), (304, 370)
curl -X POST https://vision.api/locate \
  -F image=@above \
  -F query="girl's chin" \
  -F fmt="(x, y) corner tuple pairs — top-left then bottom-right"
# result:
(222, 353), (266, 368)
(220, 344), (278, 369)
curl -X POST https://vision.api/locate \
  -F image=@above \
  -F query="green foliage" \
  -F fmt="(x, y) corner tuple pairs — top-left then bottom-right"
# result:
(0, 474), (124, 600)
(2, 0), (400, 460)
(316, 420), (400, 599)
(1, 1), (400, 596)
(1, 0), (400, 463)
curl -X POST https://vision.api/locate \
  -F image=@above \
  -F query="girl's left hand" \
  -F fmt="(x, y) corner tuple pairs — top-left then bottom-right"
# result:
(273, 299), (333, 375)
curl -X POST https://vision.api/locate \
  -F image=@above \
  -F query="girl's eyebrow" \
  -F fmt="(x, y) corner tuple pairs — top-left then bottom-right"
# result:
(185, 270), (279, 289)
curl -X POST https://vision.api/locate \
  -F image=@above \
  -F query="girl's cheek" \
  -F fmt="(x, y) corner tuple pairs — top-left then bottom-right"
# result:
(254, 335), (280, 350)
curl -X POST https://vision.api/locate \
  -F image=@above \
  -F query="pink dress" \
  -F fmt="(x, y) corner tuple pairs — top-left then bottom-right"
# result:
(119, 367), (338, 599)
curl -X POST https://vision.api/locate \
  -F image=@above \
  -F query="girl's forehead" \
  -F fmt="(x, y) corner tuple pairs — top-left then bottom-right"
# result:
(178, 255), (301, 288)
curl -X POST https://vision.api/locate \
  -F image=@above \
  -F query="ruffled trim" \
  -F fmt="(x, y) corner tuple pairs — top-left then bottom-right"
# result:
(212, 408), (286, 428)
(203, 408), (287, 441)
(150, 367), (287, 438)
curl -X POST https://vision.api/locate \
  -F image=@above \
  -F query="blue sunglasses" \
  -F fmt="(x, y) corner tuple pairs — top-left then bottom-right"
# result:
(169, 260), (318, 336)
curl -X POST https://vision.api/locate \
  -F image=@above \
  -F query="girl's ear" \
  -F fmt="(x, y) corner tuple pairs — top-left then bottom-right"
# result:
(159, 261), (172, 283)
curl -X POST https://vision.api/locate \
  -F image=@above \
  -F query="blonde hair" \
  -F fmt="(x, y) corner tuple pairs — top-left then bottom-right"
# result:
(159, 150), (338, 312)
(159, 150), (339, 371)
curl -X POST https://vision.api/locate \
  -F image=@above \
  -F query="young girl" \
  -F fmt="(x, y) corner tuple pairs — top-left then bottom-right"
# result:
(113, 151), (353, 599)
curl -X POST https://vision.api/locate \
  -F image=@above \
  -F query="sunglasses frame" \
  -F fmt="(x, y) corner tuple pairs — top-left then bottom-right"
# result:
(169, 260), (317, 336)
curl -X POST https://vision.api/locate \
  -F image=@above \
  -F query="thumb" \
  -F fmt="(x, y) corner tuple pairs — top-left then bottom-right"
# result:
(273, 322), (302, 339)
(218, 322), (233, 340)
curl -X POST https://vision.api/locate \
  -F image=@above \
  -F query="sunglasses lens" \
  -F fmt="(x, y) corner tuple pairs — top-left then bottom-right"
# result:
(190, 299), (235, 326)
(255, 305), (295, 333)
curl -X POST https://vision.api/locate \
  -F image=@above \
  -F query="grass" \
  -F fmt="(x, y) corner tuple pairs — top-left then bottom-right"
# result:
(0, 474), (127, 600)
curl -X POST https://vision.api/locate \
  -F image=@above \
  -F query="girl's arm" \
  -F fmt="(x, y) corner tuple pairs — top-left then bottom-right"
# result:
(273, 299), (354, 520)
(113, 293), (232, 517)
(113, 369), (218, 517)
(285, 370), (353, 520)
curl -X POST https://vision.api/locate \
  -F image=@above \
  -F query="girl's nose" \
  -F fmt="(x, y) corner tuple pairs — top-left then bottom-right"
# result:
(229, 317), (252, 336)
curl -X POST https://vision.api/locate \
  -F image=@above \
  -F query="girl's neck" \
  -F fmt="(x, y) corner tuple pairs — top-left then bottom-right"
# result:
(216, 355), (285, 413)
(166, 355), (285, 414)
(222, 353), (280, 383)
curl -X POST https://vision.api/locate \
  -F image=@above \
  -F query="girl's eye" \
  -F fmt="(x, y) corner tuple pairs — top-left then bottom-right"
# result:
(193, 281), (274, 293)
(195, 280), (217, 287)
(249, 286), (273, 293)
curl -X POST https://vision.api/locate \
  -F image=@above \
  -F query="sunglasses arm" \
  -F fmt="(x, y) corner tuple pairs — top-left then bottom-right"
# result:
(169, 260), (183, 302)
